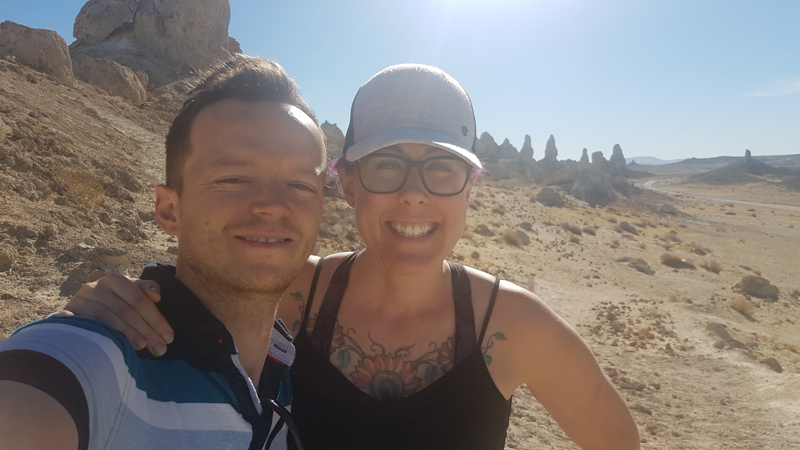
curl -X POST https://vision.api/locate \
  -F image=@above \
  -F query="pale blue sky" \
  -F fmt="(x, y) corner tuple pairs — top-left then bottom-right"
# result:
(3, 0), (799, 160)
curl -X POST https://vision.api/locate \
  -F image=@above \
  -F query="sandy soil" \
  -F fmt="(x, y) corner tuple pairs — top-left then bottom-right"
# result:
(1, 57), (799, 448)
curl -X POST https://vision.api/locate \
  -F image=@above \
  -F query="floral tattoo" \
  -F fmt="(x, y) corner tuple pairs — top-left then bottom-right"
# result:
(289, 291), (505, 401)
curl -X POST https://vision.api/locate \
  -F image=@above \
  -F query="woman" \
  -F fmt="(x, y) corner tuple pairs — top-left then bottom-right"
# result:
(66, 64), (639, 449)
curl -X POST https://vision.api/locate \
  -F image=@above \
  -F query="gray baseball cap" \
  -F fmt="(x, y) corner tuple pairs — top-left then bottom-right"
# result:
(342, 64), (481, 168)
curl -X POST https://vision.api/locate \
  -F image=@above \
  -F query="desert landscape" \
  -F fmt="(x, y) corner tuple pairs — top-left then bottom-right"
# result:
(2, 4), (800, 448)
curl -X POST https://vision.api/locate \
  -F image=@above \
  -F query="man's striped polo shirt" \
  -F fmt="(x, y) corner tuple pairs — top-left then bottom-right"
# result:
(0, 262), (297, 450)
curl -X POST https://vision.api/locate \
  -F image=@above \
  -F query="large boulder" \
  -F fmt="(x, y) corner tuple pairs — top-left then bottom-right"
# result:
(571, 172), (615, 206)
(72, 55), (146, 105)
(133, 0), (232, 69)
(73, 0), (138, 45)
(0, 21), (74, 86)
(536, 186), (565, 207)
(70, 0), (239, 87)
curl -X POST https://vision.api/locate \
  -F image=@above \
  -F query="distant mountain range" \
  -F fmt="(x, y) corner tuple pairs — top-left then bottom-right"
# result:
(625, 156), (686, 165)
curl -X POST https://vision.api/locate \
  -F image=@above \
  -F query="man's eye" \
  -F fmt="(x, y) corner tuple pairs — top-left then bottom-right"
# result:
(218, 178), (245, 184)
(290, 183), (316, 192)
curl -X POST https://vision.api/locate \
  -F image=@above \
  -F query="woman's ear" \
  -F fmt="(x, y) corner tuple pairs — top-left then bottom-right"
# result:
(155, 184), (180, 235)
(337, 166), (357, 208)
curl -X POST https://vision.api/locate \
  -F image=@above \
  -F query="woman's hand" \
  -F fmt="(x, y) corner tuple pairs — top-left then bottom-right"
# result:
(62, 274), (173, 356)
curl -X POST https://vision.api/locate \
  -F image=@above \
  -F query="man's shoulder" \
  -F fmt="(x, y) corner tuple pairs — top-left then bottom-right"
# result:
(1, 314), (139, 366)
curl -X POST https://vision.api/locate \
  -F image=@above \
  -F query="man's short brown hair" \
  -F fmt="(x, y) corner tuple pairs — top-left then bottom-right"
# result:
(165, 55), (318, 192)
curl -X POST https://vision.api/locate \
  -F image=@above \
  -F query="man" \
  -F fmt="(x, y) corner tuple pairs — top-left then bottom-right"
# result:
(0, 55), (326, 450)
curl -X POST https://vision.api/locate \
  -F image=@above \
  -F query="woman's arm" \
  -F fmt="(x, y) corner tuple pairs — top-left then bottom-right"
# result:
(63, 274), (172, 356)
(487, 282), (640, 449)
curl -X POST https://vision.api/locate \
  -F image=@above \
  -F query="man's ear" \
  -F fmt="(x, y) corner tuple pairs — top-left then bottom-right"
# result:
(155, 184), (180, 235)
(337, 166), (356, 208)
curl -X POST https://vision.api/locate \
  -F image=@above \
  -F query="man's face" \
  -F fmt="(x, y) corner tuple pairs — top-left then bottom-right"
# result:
(156, 100), (326, 297)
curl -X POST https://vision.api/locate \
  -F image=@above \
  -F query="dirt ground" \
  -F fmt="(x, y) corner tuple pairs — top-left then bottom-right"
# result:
(2, 57), (799, 448)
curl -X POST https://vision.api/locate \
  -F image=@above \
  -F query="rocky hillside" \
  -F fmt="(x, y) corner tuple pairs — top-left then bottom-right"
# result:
(3, 3), (800, 448)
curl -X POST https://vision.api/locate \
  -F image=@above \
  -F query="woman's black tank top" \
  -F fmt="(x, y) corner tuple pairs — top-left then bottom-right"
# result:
(290, 253), (512, 450)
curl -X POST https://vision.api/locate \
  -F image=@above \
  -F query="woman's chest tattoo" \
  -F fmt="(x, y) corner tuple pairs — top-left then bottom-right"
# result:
(310, 314), (455, 400)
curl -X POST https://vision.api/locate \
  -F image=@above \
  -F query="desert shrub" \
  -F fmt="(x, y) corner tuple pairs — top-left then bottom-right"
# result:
(502, 228), (530, 246)
(607, 217), (618, 224)
(562, 223), (582, 236)
(610, 239), (620, 249)
(699, 260), (721, 274)
(569, 235), (581, 244)
(616, 257), (654, 275)
(492, 206), (505, 215)
(473, 224), (494, 237)
(56, 168), (106, 206)
(725, 212), (736, 216)
(660, 252), (695, 269)
(729, 297), (754, 316)
(616, 222), (638, 235)
(503, 236), (520, 247)
(736, 275), (778, 301)
(582, 226), (596, 236)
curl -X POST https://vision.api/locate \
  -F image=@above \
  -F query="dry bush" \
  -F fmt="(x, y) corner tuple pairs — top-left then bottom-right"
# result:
(660, 252), (695, 269)
(607, 217), (618, 224)
(582, 226), (596, 236)
(699, 260), (721, 274)
(635, 219), (655, 228)
(609, 239), (620, 249)
(561, 223), (582, 235)
(56, 168), (106, 206)
(687, 243), (711, 256)
(569, 235), (581, 244)
(503, 230), (522, 247)
(639, 242), (647, 249)
(729, 297), (755, 316)
(492, 206), (506, 215)
(725, 212), (736, 216)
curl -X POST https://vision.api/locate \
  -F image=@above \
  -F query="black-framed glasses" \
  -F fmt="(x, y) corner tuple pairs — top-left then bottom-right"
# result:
(356, 153), (472, 196)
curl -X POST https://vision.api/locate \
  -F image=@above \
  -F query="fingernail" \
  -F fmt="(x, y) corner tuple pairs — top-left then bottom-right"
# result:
(161, 331), (174, 344)
(152, 342), (167, 357)
(133, 337), (147, 351)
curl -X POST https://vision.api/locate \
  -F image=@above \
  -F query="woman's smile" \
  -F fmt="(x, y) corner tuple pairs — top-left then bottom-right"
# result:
(388, 222), (436, 238)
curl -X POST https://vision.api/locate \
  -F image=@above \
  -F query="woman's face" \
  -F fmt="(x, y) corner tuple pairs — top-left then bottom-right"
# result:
(339, 143), (474, 271)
